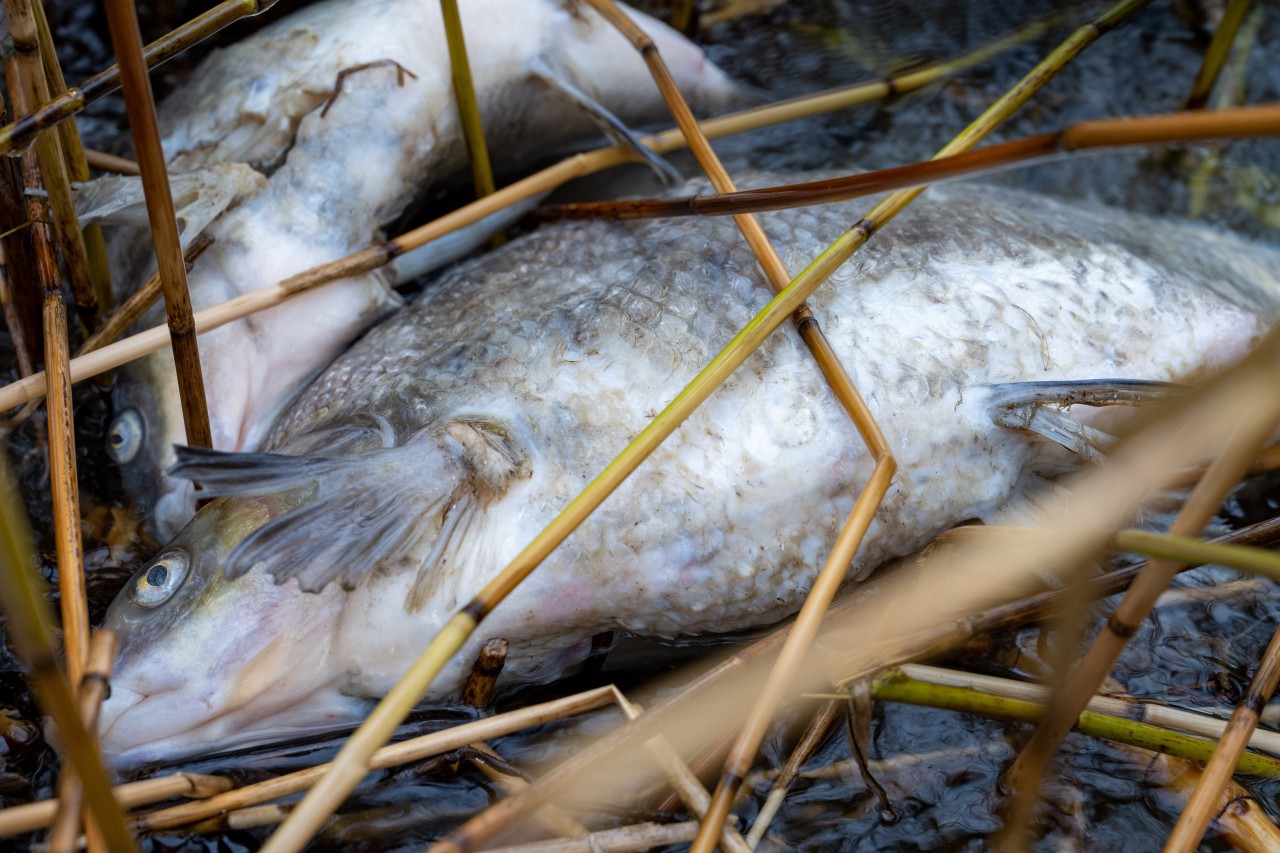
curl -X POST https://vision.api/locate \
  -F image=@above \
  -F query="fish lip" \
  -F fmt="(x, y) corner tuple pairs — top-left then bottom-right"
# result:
(99, 667), (358, 770)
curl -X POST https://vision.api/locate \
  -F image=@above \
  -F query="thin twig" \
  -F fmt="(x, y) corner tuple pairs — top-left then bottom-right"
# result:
(746, 698), (843, 847)
(83, 148), (141, 175)
(0, 774), (229, 837)
(49, 631), (117, 853)
(103, 0), (212, 449)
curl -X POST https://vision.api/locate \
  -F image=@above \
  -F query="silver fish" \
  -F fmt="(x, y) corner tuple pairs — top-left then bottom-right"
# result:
(97, 174), (1279, 767)
(102, 0), (744, 539)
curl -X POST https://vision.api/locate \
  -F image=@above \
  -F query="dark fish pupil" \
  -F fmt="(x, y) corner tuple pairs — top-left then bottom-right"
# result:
(145, 565), (169, 587)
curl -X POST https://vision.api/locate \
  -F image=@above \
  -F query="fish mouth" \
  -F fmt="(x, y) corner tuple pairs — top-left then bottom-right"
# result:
(98, 676), (369, 770)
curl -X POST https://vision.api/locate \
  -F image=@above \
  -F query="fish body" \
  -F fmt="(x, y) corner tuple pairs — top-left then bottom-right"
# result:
(99, 175), (1280, 767)
(106, 0), (744, 538)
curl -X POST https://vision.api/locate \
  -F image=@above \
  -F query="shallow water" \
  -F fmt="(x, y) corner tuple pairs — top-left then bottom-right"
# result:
(3, 0), (1280, 850)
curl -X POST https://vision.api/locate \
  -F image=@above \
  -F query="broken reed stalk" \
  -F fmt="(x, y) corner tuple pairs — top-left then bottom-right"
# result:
(5, 48), (93, 697)
(541, 104), (1280, 221)
(1165, 623), (1280, 851)
(689, 0), (1154, 844)
(31, 0), (112, 315)
(83, 148), (141, 176)
(0, 774), (230, 838)
(863, 669), (1280, 776)
(1185, 0), (1254, 110)
(437, 516), (1280, 851)
(133, 687), (616, 833)
(103, 0), (212, 450)
(1002, 412), (1280, 846)
(5, 82), (1256, 415)
(0, 0), (281, 157)
(580, 6), (898, 848)
(49, 631), (117, 853)
(439, 0), (496, 199)
(0, 451), (136, 851)
(746, 698), (843, 847)
(1, 0), (99, 334)
(1141, 751), (1280, 853)
(610, 689), (753, 853)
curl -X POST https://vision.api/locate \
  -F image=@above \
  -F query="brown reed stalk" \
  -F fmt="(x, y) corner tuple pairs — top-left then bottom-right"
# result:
(0, 774), (229, 838)
(2, 0), (98, 334)
(1165, 623), (1280, 851)
(541, 104), (1280, 221)
(31, 0), (112, 317)
(83, 148), (141, 175)
(103, 0), (212, 449)
(48, 631), (116, 853)
(0, 0), (282, 157)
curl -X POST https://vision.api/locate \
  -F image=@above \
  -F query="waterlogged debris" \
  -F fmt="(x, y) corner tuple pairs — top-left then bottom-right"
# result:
(94, 173), (1280, 767)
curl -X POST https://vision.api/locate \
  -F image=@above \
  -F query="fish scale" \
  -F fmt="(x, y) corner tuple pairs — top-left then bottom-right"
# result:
(97, 173), (1280, 767)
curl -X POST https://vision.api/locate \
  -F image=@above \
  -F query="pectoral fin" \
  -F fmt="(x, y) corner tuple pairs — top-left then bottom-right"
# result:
(986, 379), (1185, 461)
(531, 58), (682, 186)
(168, 414), (532, 609)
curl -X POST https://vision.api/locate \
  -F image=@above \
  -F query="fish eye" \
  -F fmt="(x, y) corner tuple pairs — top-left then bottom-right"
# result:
(129, 551), (190, 608)
(107, 409), (144, 464)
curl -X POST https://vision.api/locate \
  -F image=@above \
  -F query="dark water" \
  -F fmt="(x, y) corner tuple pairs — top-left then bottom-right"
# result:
(2, 0), (1280, 850)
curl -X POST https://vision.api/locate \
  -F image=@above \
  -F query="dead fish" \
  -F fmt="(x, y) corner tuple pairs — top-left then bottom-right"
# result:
(101, 0), (745, 538)
(97, 174), (1279, 767)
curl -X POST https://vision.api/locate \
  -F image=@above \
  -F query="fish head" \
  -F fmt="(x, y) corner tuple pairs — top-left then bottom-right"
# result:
(97, 493), (359, 769)
(108, 350), (194, 540)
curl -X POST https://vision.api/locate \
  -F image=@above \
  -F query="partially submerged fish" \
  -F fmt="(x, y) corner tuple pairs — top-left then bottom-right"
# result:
(98, 174), (1279, 767)
(103, 0), (744, 538)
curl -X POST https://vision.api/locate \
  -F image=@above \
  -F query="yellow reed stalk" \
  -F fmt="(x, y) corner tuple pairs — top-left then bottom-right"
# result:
(135, 685), (616, 833)
(0, 450), (136, 851)
(0, 773), (229, 837)
(1185, 0), (1254, 110)
(439, 0), (496, 199)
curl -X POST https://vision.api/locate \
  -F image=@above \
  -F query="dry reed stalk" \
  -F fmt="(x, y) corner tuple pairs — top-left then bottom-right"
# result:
(0, 774), (230, 837)
(1, 0), (98, 334)
(0, 0), (282, 157)
(609, 689), (752, 853)
(82, 148), (141, 175)
(483, 820), (703, 853)
(0, 243), (35, 378)
(1164, 623), (1280, 851)
(4, 26), (92, 703)
(0, 452), (135, 850)
(48, 631), (116, 853)
(103, 0), (212, 450)
(542, 104), (1280, 221)
(467, 742), (592, 840)
(31, 0), (112, 316)
(132, 687), (617, 833)
(1185, 0), (1255, 110)
(462, 638), (508, 708)
(746, 698), (842, 846)
(1002, 413), (1280, 845)
(1140, 751), (1280, 852)
(439, 0), (496, 200)
(898, 664), (1280, 756)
